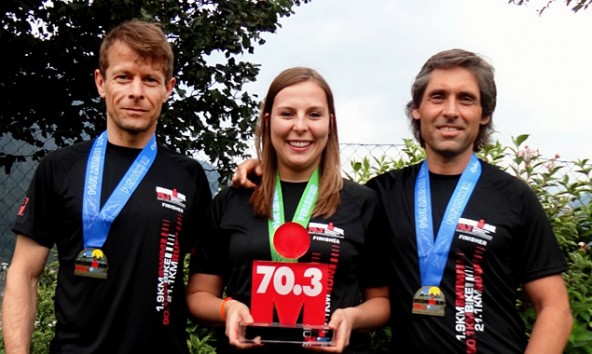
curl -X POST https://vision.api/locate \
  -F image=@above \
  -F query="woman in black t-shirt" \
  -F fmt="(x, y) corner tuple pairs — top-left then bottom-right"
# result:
(187, 67), (390, 354)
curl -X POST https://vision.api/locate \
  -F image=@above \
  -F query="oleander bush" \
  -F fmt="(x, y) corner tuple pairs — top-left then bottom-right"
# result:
(1, 135), (590, 353)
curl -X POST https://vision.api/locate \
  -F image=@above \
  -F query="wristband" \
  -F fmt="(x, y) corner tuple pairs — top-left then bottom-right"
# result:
(220, 297), (233, 321)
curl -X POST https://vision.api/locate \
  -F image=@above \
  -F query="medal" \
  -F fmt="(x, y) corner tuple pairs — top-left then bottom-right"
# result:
(412, 155), (481, 316)
(76, 131), (157, 279)
(273, 222), (311, 259)
(268, 168), (318, 262)
(412, 286), (446, 316)
(74, 248), (109, 279)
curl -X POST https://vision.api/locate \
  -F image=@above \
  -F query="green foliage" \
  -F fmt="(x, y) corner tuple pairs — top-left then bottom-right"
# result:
(183, 253), (217, 353)
(30, 260), (59, 354)
(348, 135), (592, 353)
(0, 0), (310, 181)
(369, 325), (392, 354)
(186, 322), (217, 354)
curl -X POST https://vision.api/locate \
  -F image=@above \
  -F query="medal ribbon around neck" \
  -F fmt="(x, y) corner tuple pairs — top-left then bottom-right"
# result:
(268, 168), (319, 262)
(414, 154), (481, 287)
(82, 131), (157, 249)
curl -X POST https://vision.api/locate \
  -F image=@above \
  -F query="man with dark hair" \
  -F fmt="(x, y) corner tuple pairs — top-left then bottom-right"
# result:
(365, 48), (572, 353)
(1, 20), (212, 353)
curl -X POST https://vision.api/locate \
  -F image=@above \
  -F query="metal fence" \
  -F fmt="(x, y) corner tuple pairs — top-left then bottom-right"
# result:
(0, 137), (407, 266)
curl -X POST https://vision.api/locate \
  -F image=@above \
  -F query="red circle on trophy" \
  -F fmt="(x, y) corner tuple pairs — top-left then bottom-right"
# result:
(273, 222), (311, 259)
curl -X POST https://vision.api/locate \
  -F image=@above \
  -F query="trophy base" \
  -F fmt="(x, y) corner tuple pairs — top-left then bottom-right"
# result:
(240, 322), (334, 346)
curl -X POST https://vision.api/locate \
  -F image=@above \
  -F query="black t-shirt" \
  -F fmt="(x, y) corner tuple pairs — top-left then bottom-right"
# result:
(190, 179), (390, 354)
(365, 160), (567, 354)
(13, 140), (212, 354)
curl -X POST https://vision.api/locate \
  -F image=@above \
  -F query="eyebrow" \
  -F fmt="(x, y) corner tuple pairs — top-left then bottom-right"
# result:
(274, 104), (328, 110)
(426, 88), (478, 99)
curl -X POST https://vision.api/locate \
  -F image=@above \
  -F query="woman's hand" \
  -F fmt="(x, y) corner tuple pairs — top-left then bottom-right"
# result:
(224, 299), (263, 349)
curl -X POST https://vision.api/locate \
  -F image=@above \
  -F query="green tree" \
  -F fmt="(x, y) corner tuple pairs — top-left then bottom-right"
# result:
(0, 0), (311, 180)
(508, 0), (591, 14)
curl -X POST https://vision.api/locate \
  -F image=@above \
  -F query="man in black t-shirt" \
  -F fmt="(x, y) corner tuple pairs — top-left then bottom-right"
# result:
(1, 20), (212, 354)
(364, 48), (572, 353)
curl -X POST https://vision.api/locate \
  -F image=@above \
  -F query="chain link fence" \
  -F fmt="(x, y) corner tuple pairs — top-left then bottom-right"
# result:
(0, 136), (405, 265)
(0, 132), (222, 265)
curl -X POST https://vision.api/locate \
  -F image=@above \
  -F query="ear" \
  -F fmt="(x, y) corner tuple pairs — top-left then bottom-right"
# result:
(480, 115), (491, 125)
(163, 77), (176, 102)
(411, 108), (421, 120)
(94, 69), (106, 98)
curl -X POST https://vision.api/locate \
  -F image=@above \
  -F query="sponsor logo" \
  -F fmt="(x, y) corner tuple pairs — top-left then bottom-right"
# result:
(308, 222), (344, 244)
(156, 186), (186, 212)
(456, 218), (496, 245)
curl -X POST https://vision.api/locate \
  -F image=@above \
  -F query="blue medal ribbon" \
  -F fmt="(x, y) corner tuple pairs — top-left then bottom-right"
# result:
(414, 154), (481, 287)
(82, 131), (157, 249)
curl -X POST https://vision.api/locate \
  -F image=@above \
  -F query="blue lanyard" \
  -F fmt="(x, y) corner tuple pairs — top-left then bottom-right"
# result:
(82, 131), (157, 249)
(414, 154), (481, 286)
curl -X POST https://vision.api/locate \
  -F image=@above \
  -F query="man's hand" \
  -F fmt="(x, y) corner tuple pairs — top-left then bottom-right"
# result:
(231, 158), (261, 189)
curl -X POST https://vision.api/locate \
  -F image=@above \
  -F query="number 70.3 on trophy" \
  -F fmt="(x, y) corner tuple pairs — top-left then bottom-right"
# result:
(251, 261), (329, 325)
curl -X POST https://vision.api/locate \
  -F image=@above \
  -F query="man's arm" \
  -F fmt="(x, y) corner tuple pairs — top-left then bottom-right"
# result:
(2, 235), (50, 354)
(523, 274), (572, 354)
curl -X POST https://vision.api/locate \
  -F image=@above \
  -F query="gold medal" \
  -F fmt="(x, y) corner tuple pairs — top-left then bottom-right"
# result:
(412, 286), (445, 316)
(74, 248), (108, 279)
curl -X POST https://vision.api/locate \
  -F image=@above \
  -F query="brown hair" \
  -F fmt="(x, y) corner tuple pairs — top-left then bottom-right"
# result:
(250, 67), (343, 218)
(98, 19), (174, 82)
(406, 48), (497, 151)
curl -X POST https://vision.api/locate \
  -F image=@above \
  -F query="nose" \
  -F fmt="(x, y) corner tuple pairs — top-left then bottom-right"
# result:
(442, 98), (459, 118)
(128, 78), (144, 100)
(292, 114), (308, 132)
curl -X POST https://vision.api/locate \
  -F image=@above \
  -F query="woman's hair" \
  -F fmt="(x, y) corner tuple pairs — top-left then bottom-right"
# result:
(406, 48), (497, 151)
(250, 67), (343, 218)
(98, 19), (174, 82)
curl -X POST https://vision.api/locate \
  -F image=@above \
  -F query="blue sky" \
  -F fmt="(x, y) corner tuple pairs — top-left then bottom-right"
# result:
(244, 0), (592, 161)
